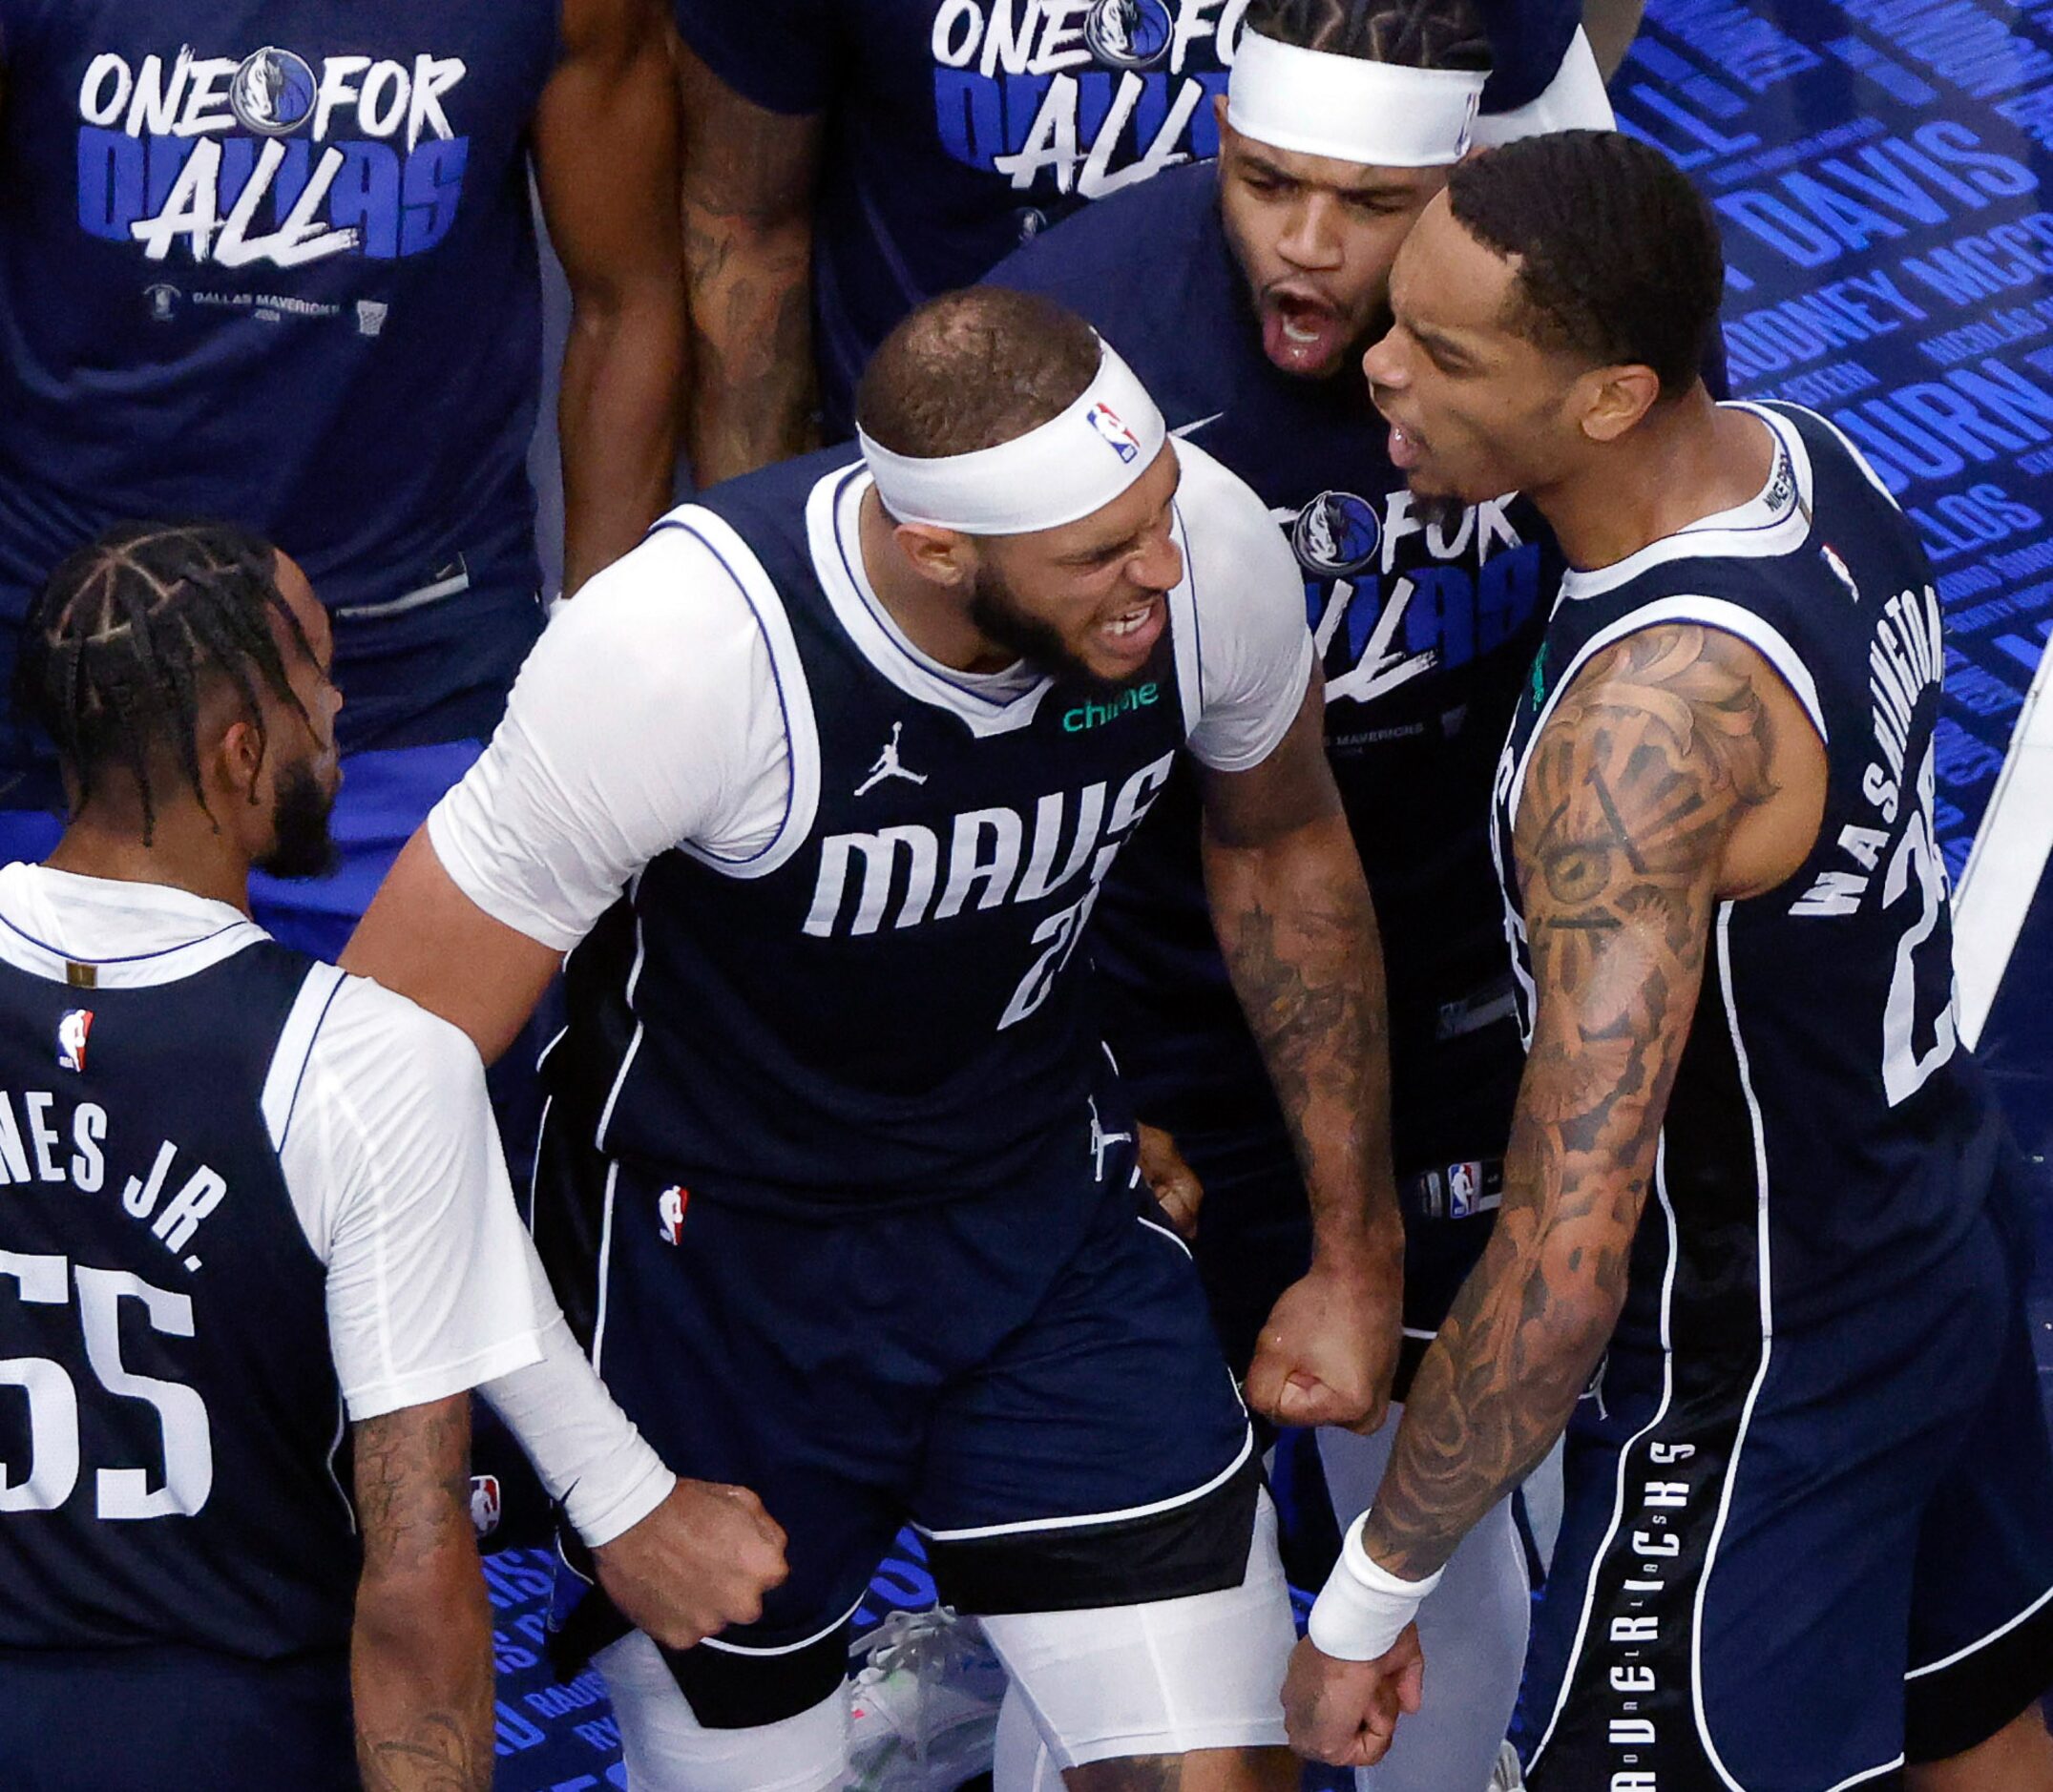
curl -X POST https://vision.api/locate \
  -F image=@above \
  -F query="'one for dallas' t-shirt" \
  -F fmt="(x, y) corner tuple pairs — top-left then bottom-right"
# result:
(672, 0), (1582, 433)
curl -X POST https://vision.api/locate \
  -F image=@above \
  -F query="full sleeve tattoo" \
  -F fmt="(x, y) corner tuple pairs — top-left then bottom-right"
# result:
(1202, 685), (1396, 1261)
(1363, 624), (1777, 1579)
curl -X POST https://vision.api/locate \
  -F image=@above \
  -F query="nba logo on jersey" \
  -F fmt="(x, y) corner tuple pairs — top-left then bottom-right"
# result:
(56, 1008), (93, 1073)
(658, 1184), (689, 1245)
(1086, 403), (1141, 464)
(469, 1475), (502, 1539)
(1446, 1159), (1482, 1219)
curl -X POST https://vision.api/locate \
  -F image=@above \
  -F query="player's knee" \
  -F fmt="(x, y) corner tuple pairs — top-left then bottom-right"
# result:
(595, 1631), (846, 1792)
(979, 1490), (1294, 1773)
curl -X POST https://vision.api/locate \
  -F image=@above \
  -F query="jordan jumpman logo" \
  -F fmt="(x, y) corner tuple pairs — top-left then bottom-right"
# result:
(855, 721), (928, 796)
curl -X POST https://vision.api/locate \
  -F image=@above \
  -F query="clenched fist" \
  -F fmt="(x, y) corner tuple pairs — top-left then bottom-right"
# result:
(592, 1478), (789, 1650)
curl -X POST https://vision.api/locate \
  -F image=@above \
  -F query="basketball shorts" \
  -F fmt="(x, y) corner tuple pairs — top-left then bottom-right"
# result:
(1516, 1201), (2053, 1790)
(546, 1073), (1261, 1728)
(0, 1642), (353, 1792)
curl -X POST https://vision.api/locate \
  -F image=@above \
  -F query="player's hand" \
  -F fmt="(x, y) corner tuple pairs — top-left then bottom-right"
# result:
(591, 1478), (789, 1650)
(1244, 1237), (1403, 1432)
(1138, 1122), (1205, 1240)
(1282, 1627), (1425, 1766)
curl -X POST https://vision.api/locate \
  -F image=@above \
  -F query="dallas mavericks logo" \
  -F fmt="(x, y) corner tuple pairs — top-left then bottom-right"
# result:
(230, 47), (319, 136)
(1292, 491), (1383, 578)
(1086, 403), (1142, 464)
(1082, 0), (1174, 71)
(56, 1008), (94, 1073)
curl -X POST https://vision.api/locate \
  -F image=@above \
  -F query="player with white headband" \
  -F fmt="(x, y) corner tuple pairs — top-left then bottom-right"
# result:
(988, 4), (1651, 1788)
(345, 284), (1396, 1792)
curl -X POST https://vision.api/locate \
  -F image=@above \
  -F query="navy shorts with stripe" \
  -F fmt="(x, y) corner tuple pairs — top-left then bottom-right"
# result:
(546, 1070), (1257, 1726)
(1515, 1195), (2053, 1791)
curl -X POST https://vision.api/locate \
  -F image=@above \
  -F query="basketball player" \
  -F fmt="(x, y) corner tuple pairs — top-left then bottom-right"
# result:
(345, 285), (1397, 1792)
(1284, 133), (2053, 1789)
(0, 522), (791, 1791)
(985, 6), (1617, 1786)
(668, 0), (1595, 480)
(0, 0), (683, 962)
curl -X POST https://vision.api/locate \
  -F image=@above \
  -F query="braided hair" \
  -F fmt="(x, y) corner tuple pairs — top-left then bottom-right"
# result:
(16, 521), (315, 844)
(1244, 0), (1492, 69)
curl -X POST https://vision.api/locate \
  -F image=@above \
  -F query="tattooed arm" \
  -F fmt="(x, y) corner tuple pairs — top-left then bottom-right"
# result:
(1285, 622), (1794, 1765)
(1200, 673), (1405, 1432)
(677, 40), (822, 485)
(351, 1394), (493, 1792)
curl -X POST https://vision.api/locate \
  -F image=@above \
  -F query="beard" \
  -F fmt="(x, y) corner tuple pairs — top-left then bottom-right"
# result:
(256, 754), (339, 880)
(968, 565), (1121, 693)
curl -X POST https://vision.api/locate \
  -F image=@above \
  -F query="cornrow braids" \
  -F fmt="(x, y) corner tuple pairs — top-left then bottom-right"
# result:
(17, 520), (315, 844)
(1244, 0), (1492, 70)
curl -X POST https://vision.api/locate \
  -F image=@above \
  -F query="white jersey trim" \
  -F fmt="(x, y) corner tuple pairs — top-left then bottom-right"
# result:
(1904, 1577), (2053, 1681)
(699, 1593), (869, 1657)
(0, 908), (267, 987)
(810, 464), (1057, 738)
(915, 1426), (1255, 1542)
(1561, 406), (1813, 602)
(654, 509), (822, 881)
(1167, 492), (1205, 741)
(1506, 595), (1829, 853)
(1689, 905), (1778, 1791)
(262, 960), (346, 1151)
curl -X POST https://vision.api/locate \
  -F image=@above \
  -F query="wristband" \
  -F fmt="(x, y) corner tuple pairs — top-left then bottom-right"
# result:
(1306, 1514), (1443, 1660)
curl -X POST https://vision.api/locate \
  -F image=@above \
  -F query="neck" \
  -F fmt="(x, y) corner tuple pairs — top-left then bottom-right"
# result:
(1531, 387), (1773, 572)
(857, 488), (1016, 675)
(45, 802), (253, 914)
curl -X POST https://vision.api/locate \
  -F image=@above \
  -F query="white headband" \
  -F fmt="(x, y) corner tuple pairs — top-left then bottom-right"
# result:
(1470, 28), (1615, 147)
(858, 339), (1167, 536)
(1226, 31), (1486, 168)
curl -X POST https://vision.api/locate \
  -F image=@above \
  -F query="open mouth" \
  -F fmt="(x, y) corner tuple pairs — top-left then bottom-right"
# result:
(1097, 595), (1164, 660)
(1263, 290), (1348, 373)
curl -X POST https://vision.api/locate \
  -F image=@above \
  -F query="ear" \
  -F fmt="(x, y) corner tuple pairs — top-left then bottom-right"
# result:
(212, 714), (269, 809)
(1577, 362), (1663, 445)
(1212, 92), (1227, 134)
(891, 521), (976, 589)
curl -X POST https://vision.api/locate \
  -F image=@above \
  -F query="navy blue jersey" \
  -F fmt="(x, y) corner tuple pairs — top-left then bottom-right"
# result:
(547, 450), (1193, 1212)
(0, 936), (358, 1659)
(672, 0), (1578, 435)
(995, 163), (1562, 1164)
(0, 0), (561, 781)
(1494, 404), (2007, 1344)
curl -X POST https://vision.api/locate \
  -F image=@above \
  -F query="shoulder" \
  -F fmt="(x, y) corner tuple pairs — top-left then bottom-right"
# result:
(542, 507), (786, 692)
(1519, 622), (1782, 862)
(1174, 438), (1292, 577)
(301, 973), (489, 1119)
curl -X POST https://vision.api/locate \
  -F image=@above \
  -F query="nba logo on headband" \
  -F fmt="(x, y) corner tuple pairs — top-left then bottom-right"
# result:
(1086, 403), (1141, 464)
